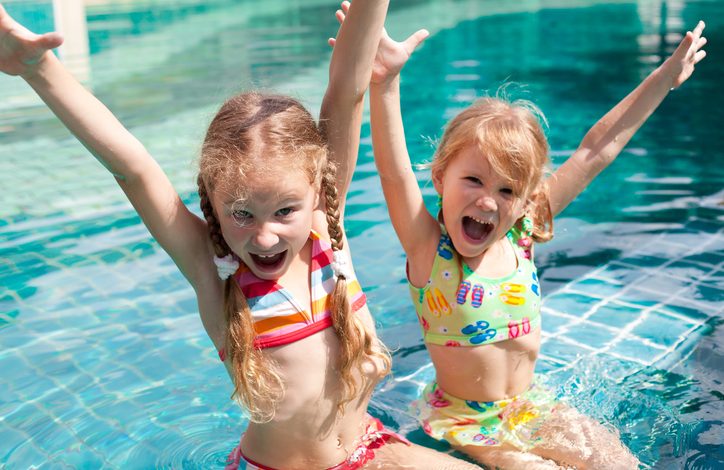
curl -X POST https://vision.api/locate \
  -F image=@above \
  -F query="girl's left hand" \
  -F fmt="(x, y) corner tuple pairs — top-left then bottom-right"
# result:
(665, 20), (707, 89)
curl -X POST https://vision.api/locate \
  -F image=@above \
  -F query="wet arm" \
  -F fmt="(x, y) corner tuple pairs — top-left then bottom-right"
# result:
(370, 75), (438, 282)
(548, 22), (707, 216)
(319, 0), (389, 216)
(22, 53), (210, 285)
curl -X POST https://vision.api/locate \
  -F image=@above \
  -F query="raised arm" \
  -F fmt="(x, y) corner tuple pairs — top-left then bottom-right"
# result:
(548, 21), (708, 216)
(367, 27), (438, 286)
(0, 4), (211, 285)
(319, 0), (389, 216)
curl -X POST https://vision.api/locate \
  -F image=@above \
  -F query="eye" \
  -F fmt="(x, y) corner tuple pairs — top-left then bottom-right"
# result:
(275, 207), (294, 218)
(231, 209), (253, 226)
(500, 187), (514, 196)
(464, 176), (482, 185)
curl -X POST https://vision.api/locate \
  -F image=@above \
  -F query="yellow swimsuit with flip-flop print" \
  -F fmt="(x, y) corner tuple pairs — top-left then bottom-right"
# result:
(409, 223), (541, 347)
(408, 223), (557, 449)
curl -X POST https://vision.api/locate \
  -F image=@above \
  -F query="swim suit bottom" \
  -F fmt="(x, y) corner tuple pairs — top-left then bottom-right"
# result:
(225, 415), (410, 469)
(410, 376), (558, 449)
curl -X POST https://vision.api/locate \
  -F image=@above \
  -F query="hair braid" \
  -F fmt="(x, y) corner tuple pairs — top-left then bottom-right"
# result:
(197, 175), (231, 257)
(321, 163), (391, 412)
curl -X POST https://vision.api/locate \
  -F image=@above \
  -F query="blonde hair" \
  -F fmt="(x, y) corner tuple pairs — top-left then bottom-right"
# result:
(431, 96), (553, 242)
(197, 92), (389, 421)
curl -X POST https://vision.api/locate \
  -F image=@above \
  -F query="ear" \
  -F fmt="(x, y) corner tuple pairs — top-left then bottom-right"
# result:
(314, 188), (322, 210)
(432, 168), (444, 195)
(515, 197), (532, 221)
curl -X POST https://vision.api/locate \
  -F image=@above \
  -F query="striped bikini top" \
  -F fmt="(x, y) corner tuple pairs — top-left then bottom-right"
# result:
(219, 231), (366, 359)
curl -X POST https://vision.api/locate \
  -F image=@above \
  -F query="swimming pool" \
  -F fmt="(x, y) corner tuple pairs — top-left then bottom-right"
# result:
(1, 0), (722, 468)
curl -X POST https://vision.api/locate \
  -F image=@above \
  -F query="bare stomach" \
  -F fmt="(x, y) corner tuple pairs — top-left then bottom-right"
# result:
(427, 328), (541, 402)
(234, 327), (386, 469)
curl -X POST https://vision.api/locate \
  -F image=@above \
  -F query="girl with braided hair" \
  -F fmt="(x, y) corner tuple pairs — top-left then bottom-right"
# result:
(0, 1), (479, 468)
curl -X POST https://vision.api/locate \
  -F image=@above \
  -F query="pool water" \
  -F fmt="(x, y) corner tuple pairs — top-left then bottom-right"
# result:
(1, 0), (722, 468)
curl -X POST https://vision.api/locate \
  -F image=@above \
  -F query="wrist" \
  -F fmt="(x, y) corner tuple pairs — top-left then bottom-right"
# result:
(20, 50), (57, 83)
(370, 75), (400, 93)
(656, 59), (678, 90)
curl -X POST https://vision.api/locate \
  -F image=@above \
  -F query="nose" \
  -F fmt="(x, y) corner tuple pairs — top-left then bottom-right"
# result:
(252, 223), (279, 250)
(476, 194), (497, 211)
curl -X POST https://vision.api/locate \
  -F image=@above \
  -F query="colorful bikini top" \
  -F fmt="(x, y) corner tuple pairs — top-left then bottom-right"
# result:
(218, 231), (366, 359)
(408, 225), (541, 347)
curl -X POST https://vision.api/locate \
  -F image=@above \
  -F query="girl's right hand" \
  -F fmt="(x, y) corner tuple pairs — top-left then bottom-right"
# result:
(0, 3), (63, 77)
(328, 1), (429, 85)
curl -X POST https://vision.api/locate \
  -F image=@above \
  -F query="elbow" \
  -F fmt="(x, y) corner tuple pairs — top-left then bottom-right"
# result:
(327, 65), (368, 103)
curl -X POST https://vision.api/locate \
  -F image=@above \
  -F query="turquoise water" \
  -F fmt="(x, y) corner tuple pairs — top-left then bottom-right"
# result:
(1, 0), (722, 468)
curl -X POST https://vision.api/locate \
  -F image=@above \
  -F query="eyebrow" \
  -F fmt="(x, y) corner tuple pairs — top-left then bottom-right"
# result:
(225, 190), (306, 207)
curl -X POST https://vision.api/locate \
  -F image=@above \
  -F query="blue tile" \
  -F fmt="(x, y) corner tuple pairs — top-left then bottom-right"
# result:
(50, 444), (105, 469)
(568, 277), (623, 297)
(632, 310), (695, 347)
(588, 302), (644, 329)
(634, 274), (692, 294)
(566, 322), (618, 349)
(595, 263), (647, 284)
(618, 254), (670, 268)
(4, 441), (49, 468)
(544, 292), (602, 315)
(541, 311), (571, 333)
(541, 338), (589, 363)
(0, 427), (30, 460)
(611, 338), (663, 363)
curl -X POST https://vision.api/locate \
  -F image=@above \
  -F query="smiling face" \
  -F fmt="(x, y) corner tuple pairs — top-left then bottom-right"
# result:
(212, 168), (319, 280)
(433, 144), (526, 261)
(430, 97), (551, 258)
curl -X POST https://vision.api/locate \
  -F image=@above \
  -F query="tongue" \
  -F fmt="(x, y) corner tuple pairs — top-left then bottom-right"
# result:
(463, 217), (490, 241)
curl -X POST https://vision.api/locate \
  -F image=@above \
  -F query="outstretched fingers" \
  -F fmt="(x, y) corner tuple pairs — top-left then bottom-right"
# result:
(688, 21), (706, 55)
(328, 1), (350, 47)
(403, 29), (430, 55)
(335, 1), (350, 25)
(692, 20), (705, 39)
(694, 49), (707, 64)
(687, 23), (707, 66)
(668, 20), (707, 88)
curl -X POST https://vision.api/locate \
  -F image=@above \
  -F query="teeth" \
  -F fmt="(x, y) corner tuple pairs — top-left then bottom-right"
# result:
(470, 216), (492, 225)
(257, 253), (277, 258)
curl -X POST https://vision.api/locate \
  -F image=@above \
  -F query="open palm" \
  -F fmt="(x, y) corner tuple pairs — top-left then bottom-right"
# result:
(370, 27), (429, 84)
(666, 21), (707, 89)
(0, 3), (63, 77)
(329, 1), (428, 84)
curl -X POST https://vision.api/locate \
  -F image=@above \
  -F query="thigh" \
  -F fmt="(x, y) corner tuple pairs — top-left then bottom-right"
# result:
(367, 441), (481, 470)
(530, 405), (639, 470)
(455, 443), (564, 470)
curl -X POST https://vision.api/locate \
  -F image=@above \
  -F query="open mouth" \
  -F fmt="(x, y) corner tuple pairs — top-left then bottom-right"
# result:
(249, 251), (287, 271)
(462, 216), (494, 242)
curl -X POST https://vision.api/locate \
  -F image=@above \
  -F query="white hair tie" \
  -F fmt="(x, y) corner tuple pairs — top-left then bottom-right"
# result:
(331, 250), (354, 280)
(214, 254), (240, 280)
